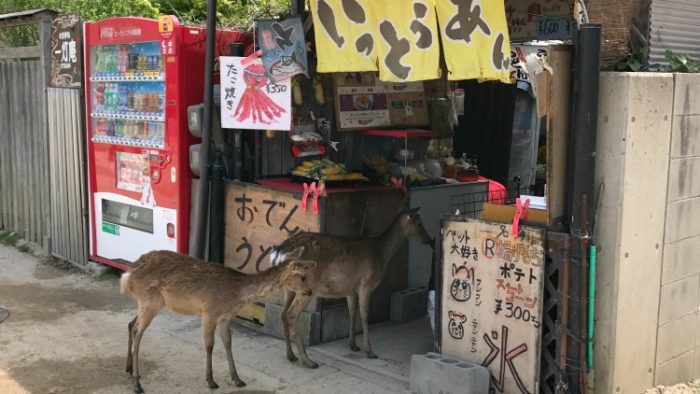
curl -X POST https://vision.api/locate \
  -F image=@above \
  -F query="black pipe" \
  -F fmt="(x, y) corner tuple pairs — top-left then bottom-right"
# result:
(191, 0), (217, 259)
(230, 43), (245, 180)
(209, 153), (225, 263)
(567, 23), (601, 230)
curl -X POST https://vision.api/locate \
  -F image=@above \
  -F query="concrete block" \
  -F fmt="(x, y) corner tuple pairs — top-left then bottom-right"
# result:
(673, 74), (700, 116)
(390, 286), (428, 322)
(659, 276), (699, 324)
(410, 352), (489, 394)
(668, 157), (700, 202)
(656, 312), (696, 363)
(694, 348), (700, 380)
(320, 303), (362, 343)
(263, 302), (321, 346)
(671, 115), (700, 159)
(655, 350), (694, 386)
(663, 236), (700, 285)
(665, 197), (700, 243)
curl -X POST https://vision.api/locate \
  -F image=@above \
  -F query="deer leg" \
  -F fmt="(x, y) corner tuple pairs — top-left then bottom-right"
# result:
(126, 316), (137, 374)
(358, 287), (377, 359)
(131, 305), (159, 394)
(281, 289), (298, 362)
(218, 318), (246, 387)
(288, 295), (318, 368)
(202, 314), (219, 389)
(347, 293), (360, 352)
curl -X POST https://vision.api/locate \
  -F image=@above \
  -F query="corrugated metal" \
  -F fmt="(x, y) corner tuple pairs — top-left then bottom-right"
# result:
(47, 88), (88, 266)
(649, 0), (700, 65)
(0, 60), (50, 245)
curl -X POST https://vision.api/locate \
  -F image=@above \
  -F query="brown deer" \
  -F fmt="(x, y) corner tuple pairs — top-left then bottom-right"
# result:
(119, 249), (315, 393)
(270, 206), (433, 368)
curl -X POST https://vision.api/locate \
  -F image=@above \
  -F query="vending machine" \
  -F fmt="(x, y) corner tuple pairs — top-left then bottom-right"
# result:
(84, 16), (250, 269)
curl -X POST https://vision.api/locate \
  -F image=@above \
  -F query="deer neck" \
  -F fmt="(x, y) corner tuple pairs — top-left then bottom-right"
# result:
(239, 265), (286, 304)
(376, 217), (407, 270)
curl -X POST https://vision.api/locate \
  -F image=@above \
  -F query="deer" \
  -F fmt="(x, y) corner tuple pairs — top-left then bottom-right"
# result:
(119, 249), (315, 393)
(270, 206), (433, 368)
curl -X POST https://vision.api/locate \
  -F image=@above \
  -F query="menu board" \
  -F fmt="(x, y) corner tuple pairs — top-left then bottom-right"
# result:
(440, 217), (545, 394)
(333, 72), (428, 131)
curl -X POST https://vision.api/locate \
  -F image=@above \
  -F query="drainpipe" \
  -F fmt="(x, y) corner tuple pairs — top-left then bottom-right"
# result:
(191, 0), (217, 259)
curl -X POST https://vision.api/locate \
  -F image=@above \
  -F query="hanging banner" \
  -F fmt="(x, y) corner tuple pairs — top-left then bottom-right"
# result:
(220, 56), (292, 131)
(434, 0), (512, 83)
(257, 17), (309, 82)
(440, 217), (544, 394)
(310, 0), (441, 82)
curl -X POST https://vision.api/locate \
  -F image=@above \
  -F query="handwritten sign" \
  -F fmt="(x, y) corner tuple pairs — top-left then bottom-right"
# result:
(434, 0), (512, 83)
(258, 17), (308, 82)
(224, 183), (321, 274)
(310, 0), (441, 82)
(441, 218), (544, 394)
(50, 13), (82, 88)
(220, 56), (291, 131)
(504, 0), (574, 40)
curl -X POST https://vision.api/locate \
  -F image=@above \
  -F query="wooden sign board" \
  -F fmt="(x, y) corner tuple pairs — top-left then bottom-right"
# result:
(50, 13), (83, 88)
(224, 182), (321, 274)
(332, 72), (428, 131)
(440, 217), (545, 394)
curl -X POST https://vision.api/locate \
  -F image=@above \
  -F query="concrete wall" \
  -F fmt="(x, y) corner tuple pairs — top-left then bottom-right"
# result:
(594, 72), (700, 393)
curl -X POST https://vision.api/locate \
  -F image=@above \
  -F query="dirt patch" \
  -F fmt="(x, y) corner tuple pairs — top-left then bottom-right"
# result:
(0, 282), (133, 322)
(644, 382), (700, 394)
(7, 355), (157, 394)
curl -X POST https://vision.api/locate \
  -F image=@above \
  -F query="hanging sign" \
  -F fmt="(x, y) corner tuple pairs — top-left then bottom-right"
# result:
(310, 0), (441, 82)
(504, 0), (574, 41)
(220, 56), (292, 131)
(440, 217), (545, 394)
(258, 16), (309, 82)
(434, 0), (512, 83)
(50, 13), (82, 88)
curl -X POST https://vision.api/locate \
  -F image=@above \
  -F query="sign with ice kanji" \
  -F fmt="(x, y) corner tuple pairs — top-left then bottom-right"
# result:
(50, 13), (82, 88)
(440, 217), (544, 394)
(220, 56), (292, 131)
(310, 0), (441, 82)
(224, 182), (321, 274)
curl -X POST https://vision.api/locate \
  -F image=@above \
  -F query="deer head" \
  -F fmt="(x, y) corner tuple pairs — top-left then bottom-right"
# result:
(278, 259), (317, 287)
(399, 207), (433, 247)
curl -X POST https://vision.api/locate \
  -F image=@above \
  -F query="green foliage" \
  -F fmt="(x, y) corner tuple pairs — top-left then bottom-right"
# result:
(614, 46), (650, 72)
(662, 49), (700, 73)
(154, 0), (291, 29)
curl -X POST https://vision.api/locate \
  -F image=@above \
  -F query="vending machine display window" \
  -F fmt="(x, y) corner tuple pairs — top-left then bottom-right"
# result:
(89, 41), (166, 149)
(116, 152), (150, 192)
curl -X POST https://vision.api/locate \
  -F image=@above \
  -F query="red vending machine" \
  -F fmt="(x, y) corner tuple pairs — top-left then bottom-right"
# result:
(84, 16), (249, 269)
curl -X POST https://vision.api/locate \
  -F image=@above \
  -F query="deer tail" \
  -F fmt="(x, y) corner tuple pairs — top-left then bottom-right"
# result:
(119, 272), (131, 294)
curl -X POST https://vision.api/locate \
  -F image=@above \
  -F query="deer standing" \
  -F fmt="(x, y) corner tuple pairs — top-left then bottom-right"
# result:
(119, 249), (314, 393)
(271, 207), (433, 368)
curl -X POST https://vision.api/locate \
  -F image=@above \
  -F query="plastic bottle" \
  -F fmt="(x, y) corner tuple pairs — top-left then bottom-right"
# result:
(119, 84), (129, 112)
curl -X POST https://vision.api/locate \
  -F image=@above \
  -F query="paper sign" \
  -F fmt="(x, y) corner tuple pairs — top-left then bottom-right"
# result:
(310, 0), (441, 82)
(258, 17), (308, 82)
(434, 0), (512, 83)
(441, 218), (544, 394)
(504, 0), (574, 40)
(220, 56), (292, 131)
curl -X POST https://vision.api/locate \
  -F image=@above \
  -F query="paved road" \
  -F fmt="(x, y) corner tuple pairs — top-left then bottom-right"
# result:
(0, 243), (407, 394)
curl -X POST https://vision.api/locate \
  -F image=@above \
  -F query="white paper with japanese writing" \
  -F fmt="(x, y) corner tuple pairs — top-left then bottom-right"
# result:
(220, 56), (291, 131)
(441, 218), (544, 394)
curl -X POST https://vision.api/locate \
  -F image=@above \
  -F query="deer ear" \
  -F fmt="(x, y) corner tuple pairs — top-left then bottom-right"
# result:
(448, 311), (455, 319)
(285, 246), (305, 261)
(290, 260), (316, 273)
(452, 264), (458, 276)
(408, 207), (421, 215)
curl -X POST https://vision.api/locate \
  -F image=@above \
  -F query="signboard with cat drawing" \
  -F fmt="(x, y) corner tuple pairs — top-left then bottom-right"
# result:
(439, 217), (545, 394)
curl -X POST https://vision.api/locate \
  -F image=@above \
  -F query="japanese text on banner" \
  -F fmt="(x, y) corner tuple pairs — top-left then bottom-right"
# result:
(434, 0), (512, 82)
(310, 0), (441, 82)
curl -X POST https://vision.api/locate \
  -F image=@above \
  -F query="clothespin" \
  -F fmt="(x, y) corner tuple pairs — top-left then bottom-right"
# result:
(301, 182), (310, 212)
(511, 198), (531, 238)
(312, 181), (325, 214)
(391, 177), (410, 197)
(241, 49), (262, 66)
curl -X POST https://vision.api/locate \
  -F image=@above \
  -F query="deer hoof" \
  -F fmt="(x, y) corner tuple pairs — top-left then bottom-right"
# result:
(365, 351), (378, 359)
(287, 353), (298, 362)
(303, 360), (319, 369)
(234, 379), (247, 388)
(208, 380), (219, 389)
(350, 344), (361, 352)
(132, 382), (144, 394)
(126, 365), (133, 374)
